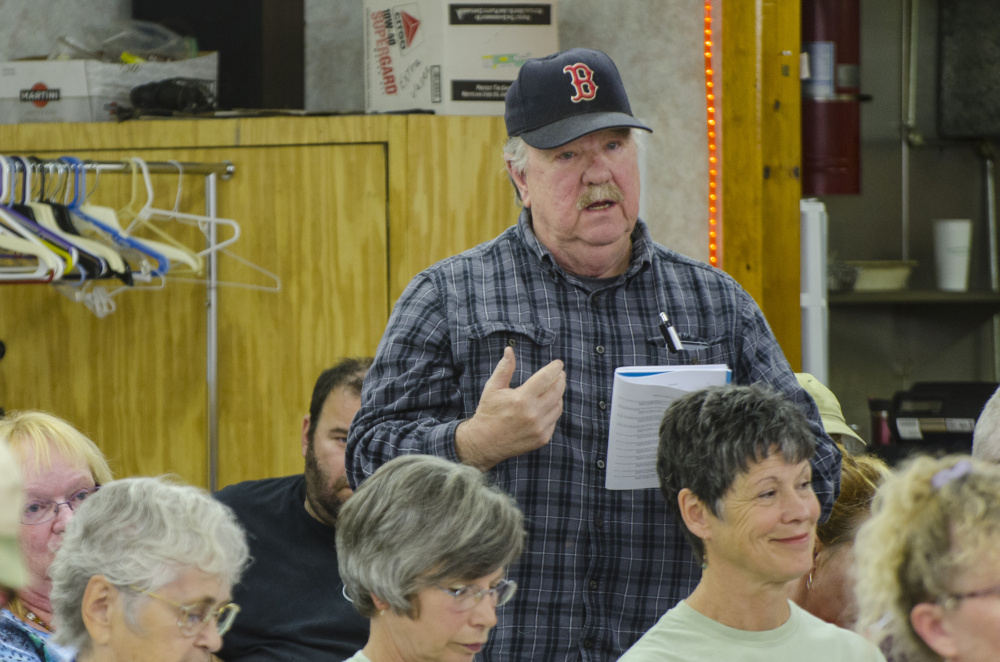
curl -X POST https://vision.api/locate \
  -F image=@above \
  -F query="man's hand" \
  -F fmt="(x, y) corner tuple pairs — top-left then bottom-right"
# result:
(455, 346), (566, 470)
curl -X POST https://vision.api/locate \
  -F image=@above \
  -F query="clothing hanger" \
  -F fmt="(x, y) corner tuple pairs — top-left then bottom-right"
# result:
(37, 160), (134, 284)
(111, 158), (201, 273)
(12, 155), (107, 281)
(0, 156), (64, 283)
(156, 160), (280, 293)
(0, 156), (76, 280)
(72, 158), (172, 278)
(48, 157), (159, 286)
(130, 156), (242, 268)
(0, 156), (77, 275)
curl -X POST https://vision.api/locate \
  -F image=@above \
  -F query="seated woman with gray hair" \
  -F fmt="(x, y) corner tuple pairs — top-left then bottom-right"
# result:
(336, 454), (524, 662)
(619, 384), (884, 661)
(854, 454), (1000, 662)
(47, 476), (249, 662)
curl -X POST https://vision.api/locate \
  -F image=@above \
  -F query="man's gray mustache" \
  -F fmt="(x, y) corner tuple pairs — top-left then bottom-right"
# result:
(577, 183), (625, 210)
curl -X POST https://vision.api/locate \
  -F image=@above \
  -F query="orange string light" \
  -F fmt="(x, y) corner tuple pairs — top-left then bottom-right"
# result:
(704, 2), (719, 267)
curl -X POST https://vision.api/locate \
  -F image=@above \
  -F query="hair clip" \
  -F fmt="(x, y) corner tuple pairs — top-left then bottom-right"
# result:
(931, 459), (973, 490)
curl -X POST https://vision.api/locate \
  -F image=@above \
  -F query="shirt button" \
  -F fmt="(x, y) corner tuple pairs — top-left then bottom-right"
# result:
(597, 459), (605, 469)
(689, 356), (700, 365)
(583, 639), (594, 649)
(598, 400), (607, 410)
(589, 580), (598, 590)
(594, 515), (603, 528)
(596, 345), (604, 354)
(508, 338), (516, 347)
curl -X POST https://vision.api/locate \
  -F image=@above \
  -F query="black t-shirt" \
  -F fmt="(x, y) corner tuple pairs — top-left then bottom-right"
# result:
(215, 474), (369, 661)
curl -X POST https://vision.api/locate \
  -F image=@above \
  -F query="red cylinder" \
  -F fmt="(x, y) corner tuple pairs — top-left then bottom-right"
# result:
(801, 0), (861, 195)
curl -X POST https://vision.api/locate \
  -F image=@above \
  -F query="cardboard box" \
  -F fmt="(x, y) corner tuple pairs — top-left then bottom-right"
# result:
(364, 2), (558, 116)
(0, 60), (92, 124)
(0, 53), (218, 124)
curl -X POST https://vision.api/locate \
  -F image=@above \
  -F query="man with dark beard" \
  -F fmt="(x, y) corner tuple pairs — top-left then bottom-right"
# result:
(216, 358), (372, 662)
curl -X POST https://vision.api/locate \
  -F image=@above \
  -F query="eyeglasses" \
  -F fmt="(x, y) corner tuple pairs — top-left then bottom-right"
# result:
(437, 579), (517, 612)
(129, 586), (241, 637)
(20, 486), (100, 525)
(941, 583), (1000, 610)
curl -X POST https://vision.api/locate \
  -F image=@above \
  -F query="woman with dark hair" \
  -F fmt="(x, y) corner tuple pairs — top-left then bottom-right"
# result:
(619, 385), (884, 661)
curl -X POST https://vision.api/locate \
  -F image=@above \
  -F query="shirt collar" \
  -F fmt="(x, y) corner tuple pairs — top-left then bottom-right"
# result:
(516, 208), (653, 279)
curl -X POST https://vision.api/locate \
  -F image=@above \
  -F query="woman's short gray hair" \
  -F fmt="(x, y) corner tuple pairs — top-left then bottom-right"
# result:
(49, 476), (250, 654)
(336, 455), (525, 618)
(854, 455), (1000, 662)
(657, 384), (816, 563)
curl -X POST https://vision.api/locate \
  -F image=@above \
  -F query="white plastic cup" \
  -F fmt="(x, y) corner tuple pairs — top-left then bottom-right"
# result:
(934, 219), (973, 291)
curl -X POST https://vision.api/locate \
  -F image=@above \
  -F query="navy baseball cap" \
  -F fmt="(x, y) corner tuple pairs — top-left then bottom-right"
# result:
(505, 48), (652, 149)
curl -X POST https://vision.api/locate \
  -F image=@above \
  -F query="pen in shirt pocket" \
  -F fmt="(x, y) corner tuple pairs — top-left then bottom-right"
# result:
(658, 312), (684, 353)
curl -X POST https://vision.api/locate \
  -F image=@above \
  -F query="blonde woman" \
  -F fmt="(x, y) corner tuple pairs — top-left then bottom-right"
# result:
(0, 410), (112, 662)
(855, 454), (1000, 661)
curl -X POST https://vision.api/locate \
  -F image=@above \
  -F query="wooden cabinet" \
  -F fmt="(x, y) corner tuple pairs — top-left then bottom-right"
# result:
(0, 115), (519, 488)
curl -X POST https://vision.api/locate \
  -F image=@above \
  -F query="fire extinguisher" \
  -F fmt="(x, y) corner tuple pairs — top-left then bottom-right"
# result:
(801, 0), (861, 195)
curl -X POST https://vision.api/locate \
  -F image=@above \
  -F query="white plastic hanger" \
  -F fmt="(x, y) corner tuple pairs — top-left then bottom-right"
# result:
(140, 159), (280, 293)
(133, 156), (242, 259)
(0, 156), (64, 282)
(33, 160), (131, 278)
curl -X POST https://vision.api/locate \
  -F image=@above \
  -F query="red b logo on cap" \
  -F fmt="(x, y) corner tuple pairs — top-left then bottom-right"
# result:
(563, 63), (598, 103)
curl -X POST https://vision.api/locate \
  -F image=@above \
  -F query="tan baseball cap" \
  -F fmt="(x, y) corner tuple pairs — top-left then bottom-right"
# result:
(796, 373), (867, 453)
(0, 441), (28, 590)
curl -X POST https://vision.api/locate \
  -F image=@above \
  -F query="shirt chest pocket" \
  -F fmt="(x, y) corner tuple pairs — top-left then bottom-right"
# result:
(464, 321), (557, 385)
(645, 331), (731, 367)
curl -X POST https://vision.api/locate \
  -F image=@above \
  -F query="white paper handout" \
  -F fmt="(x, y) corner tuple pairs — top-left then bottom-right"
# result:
(605, 364), (731, 490)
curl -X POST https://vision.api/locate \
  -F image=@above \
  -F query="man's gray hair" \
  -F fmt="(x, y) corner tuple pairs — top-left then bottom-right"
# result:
(973, 385), (1000, 463)
(657, 384), (817, 563)
(336, 454), (525, 618)
(502, 128), (644, 203)
(49, 477), (250, 654)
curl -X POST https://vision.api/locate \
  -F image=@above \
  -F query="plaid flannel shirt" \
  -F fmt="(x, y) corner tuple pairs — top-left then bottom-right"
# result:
(347, 210), (841, 662)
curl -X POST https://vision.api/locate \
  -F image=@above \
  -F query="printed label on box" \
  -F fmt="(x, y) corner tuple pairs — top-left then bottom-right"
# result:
(449, 4), (553, 25)
(895, 417), (923, 441)
(451, 80), (510, 101)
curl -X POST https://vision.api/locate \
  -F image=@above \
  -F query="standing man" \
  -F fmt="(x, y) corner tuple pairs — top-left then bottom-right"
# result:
(216, 358), (372, 662)
(347, 48), (840, 662)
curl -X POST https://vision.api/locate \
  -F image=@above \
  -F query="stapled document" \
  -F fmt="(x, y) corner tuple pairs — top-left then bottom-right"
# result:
(605, 364), (731, 490)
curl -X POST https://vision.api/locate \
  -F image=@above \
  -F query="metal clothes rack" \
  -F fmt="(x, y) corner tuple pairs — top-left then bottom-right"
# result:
(53, 158), (233, 491)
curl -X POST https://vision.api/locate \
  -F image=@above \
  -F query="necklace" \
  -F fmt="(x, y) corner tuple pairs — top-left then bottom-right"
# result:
(23, 609), (52, 633)
(9, 595), (53, 633)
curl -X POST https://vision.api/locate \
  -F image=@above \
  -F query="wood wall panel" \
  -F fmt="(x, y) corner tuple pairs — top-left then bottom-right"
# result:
(393, 115), (520, 302)
(0, 119), (390, 488)
(0, 147), (210, 485)
(215, 143), (388, 486)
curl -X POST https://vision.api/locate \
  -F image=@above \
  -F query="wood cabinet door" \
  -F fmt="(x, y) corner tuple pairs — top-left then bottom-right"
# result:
(0, 137), (388, 489)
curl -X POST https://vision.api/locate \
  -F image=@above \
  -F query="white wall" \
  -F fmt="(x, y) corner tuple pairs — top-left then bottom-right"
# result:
(0, 0), (130, 60)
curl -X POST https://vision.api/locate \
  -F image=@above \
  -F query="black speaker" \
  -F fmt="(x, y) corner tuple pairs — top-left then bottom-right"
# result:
(132, 0), (304, 110)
